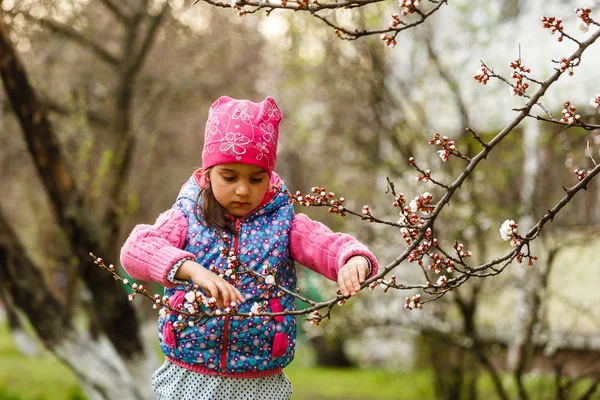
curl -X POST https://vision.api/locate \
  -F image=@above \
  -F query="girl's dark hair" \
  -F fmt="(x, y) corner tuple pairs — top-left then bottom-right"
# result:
(194, 168), (234, 233)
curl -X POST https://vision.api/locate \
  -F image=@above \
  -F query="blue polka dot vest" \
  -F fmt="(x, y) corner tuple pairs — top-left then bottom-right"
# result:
(158, 173), (297, 375)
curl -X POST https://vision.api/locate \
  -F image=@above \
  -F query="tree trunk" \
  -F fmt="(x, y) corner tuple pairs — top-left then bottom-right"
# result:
(308, 334), (355, 367)
(0, 208), (151, 399)
(0, 17), (157, 398)
(0, 282), (41, 357)
(0, 14), (142, 355)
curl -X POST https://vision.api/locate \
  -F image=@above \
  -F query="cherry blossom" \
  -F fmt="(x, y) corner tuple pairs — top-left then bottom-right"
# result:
(184, 292), (196, 303)
(576, 7), (592, 32)
(265, 275), (276, 285)
(541, 16), (565, 41)
(560, 101), (580, 125)
(590, 94), (600, 113)
(474, 67), (490, 85)
(499, 219), (518, 241)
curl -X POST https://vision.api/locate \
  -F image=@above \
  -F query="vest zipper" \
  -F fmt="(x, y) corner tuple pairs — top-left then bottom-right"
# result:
(220, 218), (242, 372)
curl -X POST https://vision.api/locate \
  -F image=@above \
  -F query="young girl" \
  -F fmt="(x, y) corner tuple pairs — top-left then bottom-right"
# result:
(120, 96), (378, 400)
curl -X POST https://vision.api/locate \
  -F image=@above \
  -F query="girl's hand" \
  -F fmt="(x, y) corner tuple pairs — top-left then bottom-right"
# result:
(337, 256), (370, 297)
(177, 260), (245, 309)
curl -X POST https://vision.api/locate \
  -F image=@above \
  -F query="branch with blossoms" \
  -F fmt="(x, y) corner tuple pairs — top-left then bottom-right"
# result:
(193, 0), (448, 44)
(92, 7), (600, 322)
(354, 8), (600, 305)
(92, 156), (599, 322)
(476, 9), (600, 132)
(283, 150), (600, 307)
(527, 97), (600, 131)
(92, 237), (355, 327)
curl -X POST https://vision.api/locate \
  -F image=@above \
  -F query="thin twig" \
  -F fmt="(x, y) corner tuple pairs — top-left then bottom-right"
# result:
(10, 9), (120, 65)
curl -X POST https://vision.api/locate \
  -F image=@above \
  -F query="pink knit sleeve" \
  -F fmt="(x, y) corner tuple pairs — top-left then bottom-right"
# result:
(120, 209), (196, 288)
(289, 213), (378, 282)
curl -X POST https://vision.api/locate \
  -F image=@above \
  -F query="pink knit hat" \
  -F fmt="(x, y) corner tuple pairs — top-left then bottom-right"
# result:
(202, 96), (282, 174)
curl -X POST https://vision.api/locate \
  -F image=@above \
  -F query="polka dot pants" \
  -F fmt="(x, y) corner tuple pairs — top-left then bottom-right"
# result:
(152, 361), (293, 400)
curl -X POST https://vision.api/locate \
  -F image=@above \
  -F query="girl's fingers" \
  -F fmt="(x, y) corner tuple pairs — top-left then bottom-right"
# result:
(225, 285), (240, 307)
(358, 264), (366, 284)
(213, 283), (227, 308)
(222, 283), (239, 308)
(219, 282), (244, 308)
(349, 266), (361, 292)
(339, 263), (368, 297)
(205, 281), (219, 301)
(337, 271), (346, 296)
(339, 269), (352, 297)
(234, 287), (245, 303)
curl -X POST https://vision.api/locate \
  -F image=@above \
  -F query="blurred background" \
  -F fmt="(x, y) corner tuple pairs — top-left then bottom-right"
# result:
(1, 0), (600, 399)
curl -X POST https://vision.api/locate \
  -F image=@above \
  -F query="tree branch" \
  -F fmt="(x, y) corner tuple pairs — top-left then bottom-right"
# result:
(361, 26), (600, 290)
(426, 38), (470, 128)
(311, 0), (448, 40)
(43, 97), (111, 127)
(130, 4), (170, 80)
(99, 0), (130, 23)
(527, 113), (600, 131)
(13, 10), (120, 66)
(102, 3), (170, 250)
(194, 0), (447, 40)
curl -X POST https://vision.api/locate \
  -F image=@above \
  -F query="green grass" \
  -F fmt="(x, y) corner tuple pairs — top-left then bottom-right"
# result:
(0, 323), (84, 400)
(1, 321), (599, 400)
(286, 364), (433, 399)
(0, 321), (433, 400)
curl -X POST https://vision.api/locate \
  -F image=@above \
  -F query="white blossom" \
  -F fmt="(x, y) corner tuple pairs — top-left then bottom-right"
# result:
(184, 292), (196, 303)
(409, 199), (418, 213)
(437, 148), (449, 162)
(185, 304), (196, 314)
(250, 302), (261, 314)
(397, 213), (407, 226)
(265, 275), (276, 285)
(499, 219), (516, 241)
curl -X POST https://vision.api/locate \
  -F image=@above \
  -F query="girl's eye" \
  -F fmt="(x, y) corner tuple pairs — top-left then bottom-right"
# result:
(251, 178), (264, 184)
(223, 176), (236, 182)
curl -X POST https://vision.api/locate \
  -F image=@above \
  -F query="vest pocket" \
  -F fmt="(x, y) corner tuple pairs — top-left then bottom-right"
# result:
(269, 298), (289, 358)
(272, 332), (289, 358)
(162, 321), (177, 348)
(160, 289), (224, 372)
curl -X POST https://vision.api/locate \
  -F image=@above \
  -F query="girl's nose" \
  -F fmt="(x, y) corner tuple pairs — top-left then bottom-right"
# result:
(236, 182), (250, 196)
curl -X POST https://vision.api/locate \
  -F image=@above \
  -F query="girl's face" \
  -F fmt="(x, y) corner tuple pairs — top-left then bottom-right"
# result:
(209, 164), (270, 217)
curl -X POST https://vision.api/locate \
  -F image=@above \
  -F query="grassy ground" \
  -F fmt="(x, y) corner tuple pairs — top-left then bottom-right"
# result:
(0, 320), (434, 400)
(1, 321), (599, 400)
(0, 324), (84, 400)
